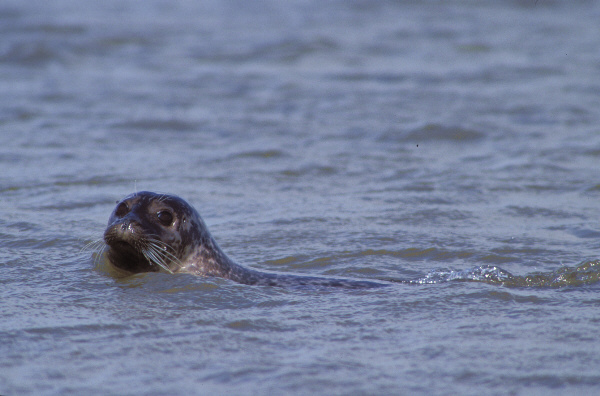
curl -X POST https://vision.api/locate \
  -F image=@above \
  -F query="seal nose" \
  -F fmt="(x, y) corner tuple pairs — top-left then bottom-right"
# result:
(120, 219), (131, 231)
(115, 210), (142, 232)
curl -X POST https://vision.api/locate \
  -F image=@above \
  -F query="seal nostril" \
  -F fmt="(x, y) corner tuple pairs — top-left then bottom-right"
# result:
(120, 220), (131, 231)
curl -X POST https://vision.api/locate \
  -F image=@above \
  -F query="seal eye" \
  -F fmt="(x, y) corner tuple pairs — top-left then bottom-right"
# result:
(157, 210), (174, 226)
(115, 202), (129, 217)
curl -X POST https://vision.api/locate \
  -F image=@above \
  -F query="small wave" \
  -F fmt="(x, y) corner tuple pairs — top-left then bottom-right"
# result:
(0, 42), (62, 66)
(111, 119), (200, 132)
(412, 260), (600, 288)
(379, 124), (485, 144)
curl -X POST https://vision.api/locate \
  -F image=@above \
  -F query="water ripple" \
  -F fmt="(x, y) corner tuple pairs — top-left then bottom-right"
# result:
(415, 260), (600, 288)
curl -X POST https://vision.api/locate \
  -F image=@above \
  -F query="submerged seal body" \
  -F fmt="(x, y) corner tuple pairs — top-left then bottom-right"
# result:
(103, 191), (389, 288)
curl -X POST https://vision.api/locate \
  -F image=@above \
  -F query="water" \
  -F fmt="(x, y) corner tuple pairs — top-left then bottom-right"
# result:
(2, 0), (600, 394)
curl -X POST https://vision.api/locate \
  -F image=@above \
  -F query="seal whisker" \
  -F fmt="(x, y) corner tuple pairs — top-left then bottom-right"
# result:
(145, 241), (182, 271)
(83, 239), (107, 268)
(93, 247), (105, 268)
(140, 238), (183, 274)
(83, 239), (109, 269)
(81, 238), (105, 254)
(155, 194), (168, 203)
(142, 247), (174, 274)
(144, 237), (181, 262)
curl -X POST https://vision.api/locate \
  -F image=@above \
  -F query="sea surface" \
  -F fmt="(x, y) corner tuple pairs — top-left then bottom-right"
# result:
(2, 0), (600, 395)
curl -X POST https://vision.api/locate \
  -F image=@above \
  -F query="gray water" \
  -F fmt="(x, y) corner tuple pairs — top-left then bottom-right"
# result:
(2, 0), (600, 394)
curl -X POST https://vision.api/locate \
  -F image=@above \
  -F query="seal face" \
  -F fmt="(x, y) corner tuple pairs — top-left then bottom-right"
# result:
(104, 191), (205, 274)
(103, 191), (389, 288)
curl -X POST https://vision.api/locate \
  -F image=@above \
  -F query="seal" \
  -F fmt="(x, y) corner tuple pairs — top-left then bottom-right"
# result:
(102, 191), (390, 288)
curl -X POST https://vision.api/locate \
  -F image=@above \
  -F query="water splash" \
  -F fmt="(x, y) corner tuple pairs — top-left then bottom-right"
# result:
(412, 260), (600, 288)
(414, 265), (513, 285)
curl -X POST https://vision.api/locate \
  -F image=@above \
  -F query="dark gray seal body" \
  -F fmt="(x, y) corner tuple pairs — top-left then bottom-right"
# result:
(103, 191), (390, 288)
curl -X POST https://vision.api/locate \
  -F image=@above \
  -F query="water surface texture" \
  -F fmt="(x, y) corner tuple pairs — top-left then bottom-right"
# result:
(2, 0), (600, 394)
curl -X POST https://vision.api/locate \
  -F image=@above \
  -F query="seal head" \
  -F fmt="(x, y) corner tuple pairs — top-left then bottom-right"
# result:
(104, 191), (203, 273)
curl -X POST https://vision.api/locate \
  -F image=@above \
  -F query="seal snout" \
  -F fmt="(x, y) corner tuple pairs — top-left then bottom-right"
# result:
(104, 217), (142, 248)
